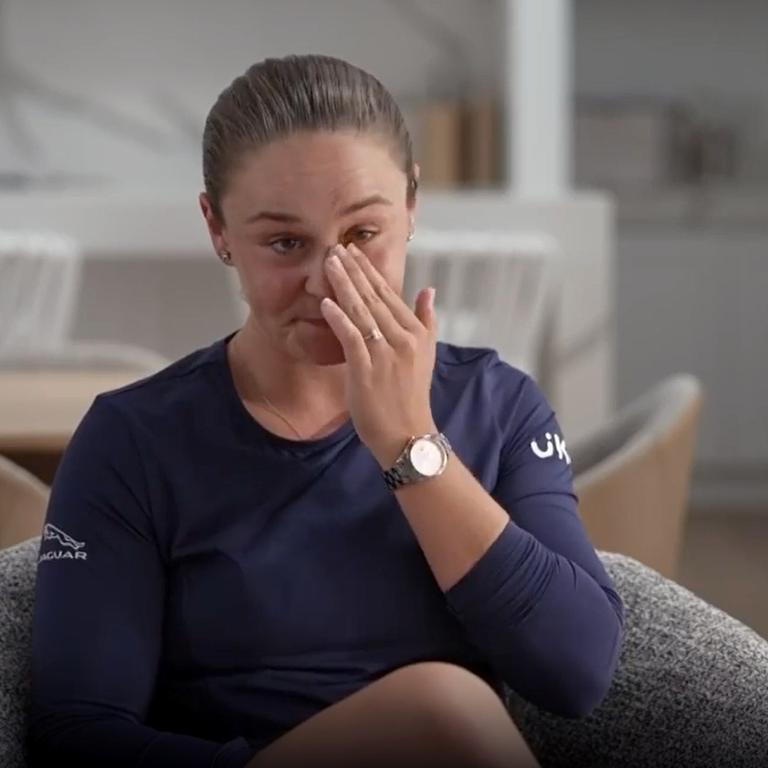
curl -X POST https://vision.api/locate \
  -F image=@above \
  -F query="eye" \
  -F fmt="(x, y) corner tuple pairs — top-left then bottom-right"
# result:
(348, 229), (378, 245)
(269, 238), (304, 254)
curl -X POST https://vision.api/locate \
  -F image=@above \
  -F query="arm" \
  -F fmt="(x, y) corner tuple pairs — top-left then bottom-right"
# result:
(26, 397), (256, 768)
(379, 371), (624, 719)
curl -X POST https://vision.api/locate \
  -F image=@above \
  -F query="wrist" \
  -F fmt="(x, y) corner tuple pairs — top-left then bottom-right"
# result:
(370, 421), (439, 470)
(380, 429), (452, 492)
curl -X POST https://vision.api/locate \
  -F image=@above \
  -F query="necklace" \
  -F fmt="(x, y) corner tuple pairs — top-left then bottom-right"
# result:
(257, 390), (305, 441)
(230, 332), (305, 440)
(231, 333), (350, 441)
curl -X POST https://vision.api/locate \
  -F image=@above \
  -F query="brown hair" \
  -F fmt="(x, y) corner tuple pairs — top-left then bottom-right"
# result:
(202, 54), (418, 223)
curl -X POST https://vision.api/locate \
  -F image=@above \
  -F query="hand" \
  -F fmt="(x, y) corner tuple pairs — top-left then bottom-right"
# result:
(320, 242), (438, 468)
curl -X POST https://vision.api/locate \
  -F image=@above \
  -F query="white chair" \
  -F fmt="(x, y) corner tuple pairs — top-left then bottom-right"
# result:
(224, 229), (558, 379)
(403, 228), (559, 378)
(0, 231), (81, 355)
(0, 230), (170, 375)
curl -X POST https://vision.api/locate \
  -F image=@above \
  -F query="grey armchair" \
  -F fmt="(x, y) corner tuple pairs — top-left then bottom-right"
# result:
(2, 537), (767, 768)
(506, 551), (768, 767)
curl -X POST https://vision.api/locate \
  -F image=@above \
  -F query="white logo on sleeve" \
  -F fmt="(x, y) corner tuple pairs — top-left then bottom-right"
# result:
(530, 432), (571, 465)
(39, 524), (88, 563)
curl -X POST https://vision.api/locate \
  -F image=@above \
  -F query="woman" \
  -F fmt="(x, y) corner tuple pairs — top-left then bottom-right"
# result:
(27, 55), (624, 768)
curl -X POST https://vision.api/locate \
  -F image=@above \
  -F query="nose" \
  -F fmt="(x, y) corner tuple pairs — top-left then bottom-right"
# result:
(304, 243), (337, 298)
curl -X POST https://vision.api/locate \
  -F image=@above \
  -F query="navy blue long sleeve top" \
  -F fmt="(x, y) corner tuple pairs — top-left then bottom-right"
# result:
(27, 332), (624, 768)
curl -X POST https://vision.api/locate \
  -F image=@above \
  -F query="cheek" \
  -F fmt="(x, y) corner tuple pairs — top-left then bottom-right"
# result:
(240, 265), (299, 313)
(364, 240), (406, 293)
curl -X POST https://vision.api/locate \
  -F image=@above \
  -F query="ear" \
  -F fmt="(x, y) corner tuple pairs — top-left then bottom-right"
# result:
(199, 192), (227, 254)
(407, 162), (420, 222)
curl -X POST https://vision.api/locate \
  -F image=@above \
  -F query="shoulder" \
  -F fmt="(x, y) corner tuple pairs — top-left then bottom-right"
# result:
(435, 339), (531, 397)
(435, 340), (555, 444)
(82, 335), (228, 434)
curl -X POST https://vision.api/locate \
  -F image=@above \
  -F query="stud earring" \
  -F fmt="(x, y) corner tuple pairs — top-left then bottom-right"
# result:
(219, 249), (232, 265)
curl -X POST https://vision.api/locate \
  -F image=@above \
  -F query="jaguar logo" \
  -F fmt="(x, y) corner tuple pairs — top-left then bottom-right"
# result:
(43, 524), (86, 550)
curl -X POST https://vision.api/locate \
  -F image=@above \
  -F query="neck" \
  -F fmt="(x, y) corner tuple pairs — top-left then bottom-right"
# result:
(227, 320), (348, 416)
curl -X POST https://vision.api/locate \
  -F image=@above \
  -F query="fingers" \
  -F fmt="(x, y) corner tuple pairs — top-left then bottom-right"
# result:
(324, 246), (389, 345)
(344, 243), (425, 334)
(319, 294), (373, 371)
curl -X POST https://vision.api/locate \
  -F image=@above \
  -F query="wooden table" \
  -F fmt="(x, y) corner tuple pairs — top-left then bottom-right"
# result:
(0, 369), (145, 483)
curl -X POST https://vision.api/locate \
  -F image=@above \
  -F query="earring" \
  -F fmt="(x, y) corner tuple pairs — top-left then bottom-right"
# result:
(407, 230), (414, 242)
(219, 249), (232, 265)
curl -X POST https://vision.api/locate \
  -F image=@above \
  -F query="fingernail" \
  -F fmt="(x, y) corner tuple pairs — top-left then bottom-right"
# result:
(429, 287), (436, 309)
(330, 244), (346, 258)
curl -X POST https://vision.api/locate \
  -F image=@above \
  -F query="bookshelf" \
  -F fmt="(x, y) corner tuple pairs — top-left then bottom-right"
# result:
(393, 0), (571, 198)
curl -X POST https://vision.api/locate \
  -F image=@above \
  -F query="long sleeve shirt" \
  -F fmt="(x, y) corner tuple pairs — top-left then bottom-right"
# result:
(27, 331), (624, 768)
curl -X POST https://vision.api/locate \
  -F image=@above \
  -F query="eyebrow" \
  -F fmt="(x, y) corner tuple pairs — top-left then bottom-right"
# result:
(244, 194), (394, 224)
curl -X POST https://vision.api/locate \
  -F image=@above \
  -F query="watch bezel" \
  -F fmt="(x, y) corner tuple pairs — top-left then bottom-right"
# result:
(382, 432), (452, 491)
(407, 434), (449, 478)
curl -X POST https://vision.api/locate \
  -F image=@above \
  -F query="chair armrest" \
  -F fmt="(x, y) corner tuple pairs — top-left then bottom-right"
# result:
(504, 551), (768, 767)
(0, 537), (40, 768)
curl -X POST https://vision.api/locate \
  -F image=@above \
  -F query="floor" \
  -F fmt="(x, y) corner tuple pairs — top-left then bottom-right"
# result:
(677, 509), (768, 640)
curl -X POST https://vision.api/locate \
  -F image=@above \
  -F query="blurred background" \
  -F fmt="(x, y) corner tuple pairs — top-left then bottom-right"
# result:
(0, 1), (765, 637)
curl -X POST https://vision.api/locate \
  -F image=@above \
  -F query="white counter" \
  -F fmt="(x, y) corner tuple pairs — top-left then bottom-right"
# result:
(0, 188), (615, 442)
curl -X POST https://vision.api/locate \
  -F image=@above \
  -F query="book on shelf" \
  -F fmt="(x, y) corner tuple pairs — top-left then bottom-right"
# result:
(463, 95), (500, 187)
(404, 96), (501, 190)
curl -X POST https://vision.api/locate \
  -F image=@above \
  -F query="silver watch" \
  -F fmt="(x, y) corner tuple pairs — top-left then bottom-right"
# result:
(382, 432), (452, 491)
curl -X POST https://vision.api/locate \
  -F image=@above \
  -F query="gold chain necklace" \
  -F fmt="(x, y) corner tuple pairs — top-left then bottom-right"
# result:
(257, 390), (304, 441)
(231, 333), (305, 440)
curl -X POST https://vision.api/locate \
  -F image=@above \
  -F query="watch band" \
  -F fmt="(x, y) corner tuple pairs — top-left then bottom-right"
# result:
(382, 432), (452, 491)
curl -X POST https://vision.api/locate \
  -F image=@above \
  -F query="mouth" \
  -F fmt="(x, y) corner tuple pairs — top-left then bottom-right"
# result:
(301, 318), (329, 326)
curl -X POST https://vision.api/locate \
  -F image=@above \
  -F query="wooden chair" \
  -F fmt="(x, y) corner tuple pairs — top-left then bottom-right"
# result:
(0, 454), (48, 550)
(570, 375), (704, 580)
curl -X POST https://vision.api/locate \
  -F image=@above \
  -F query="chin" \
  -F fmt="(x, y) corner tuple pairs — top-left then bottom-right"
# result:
(290, 325), (347, 365)
(306, 343), (347, 365)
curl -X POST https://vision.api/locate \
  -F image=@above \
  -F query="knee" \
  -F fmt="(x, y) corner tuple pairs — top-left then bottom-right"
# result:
(383, 662), (537, 768)
(386, 661), (504, 717)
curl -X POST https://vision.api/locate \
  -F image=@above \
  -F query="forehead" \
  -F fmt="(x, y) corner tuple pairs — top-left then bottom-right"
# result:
(225, 130), (406, 213)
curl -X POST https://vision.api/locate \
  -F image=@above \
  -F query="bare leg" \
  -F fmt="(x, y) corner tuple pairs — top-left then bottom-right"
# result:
(247, 661), (540, 768)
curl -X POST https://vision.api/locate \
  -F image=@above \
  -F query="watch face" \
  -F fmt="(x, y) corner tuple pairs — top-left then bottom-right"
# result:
(409, 438), (444, 476)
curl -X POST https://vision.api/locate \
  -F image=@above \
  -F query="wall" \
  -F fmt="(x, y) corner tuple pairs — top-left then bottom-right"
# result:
(0, 0), (504, 184)
(575, 0), (768, 180)
(0, 188), (616, 446)
(619, 229), (768, 509)
(575, 0), (768, 507)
